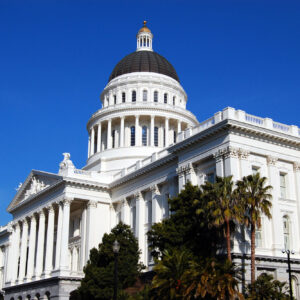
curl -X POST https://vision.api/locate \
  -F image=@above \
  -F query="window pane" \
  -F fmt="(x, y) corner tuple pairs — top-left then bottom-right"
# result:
(206, 173), (215, 183)
(173, 131), (176, 143)
(154, 127), (158, 147)
(142, 126), (147, 146)
(143, 90), (147, 101)
(131, 126), (135, 146)
(122, 92), (126, 103)
(154, 91), (158, 102)
(132, 91), (136, 102)
(114, 95), (116, 104)
(280, 173), (286, 198)
(173, 96), (175, 105)
(112, 130), (115, 148)
(164, 93), (168, 104)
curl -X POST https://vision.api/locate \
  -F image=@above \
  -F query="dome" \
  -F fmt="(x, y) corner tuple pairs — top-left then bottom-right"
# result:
(138, 21), (151, 33)
(108, 51), (180, 83)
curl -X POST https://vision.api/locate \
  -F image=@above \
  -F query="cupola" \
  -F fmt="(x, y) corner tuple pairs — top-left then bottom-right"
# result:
(136, 21), (153, 51)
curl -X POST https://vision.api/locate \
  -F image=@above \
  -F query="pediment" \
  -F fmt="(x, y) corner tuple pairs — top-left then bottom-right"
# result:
(7, 170), (62, 212)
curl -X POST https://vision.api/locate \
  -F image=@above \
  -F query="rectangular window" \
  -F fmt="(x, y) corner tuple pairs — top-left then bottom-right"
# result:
(252, 166), (260, 175)
(255, 217), (262, 248)
(154, 91), (158, 102)
(143, 90), (147, 101)
(131, 206), (136, 236)
(114, 95), (117, 105)
(154, 127), (159, 147)
(122, 92), (126, 103)
(280, 173), (287, 198)
(206, 173), (215, 183)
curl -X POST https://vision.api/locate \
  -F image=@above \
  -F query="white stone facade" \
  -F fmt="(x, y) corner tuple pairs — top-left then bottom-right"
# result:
(1, 24), (300, 299)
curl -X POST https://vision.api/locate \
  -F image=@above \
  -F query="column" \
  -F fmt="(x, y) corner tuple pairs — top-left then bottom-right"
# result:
(176, 166), (185, 191)
(214, 149), (224, 177)
(185, 163), (197, 185)
(177, 120), (182, 134)
(135, 115), (140, 146)
(87, 136), (91, 158)
(55, 202), (63, 270)
(27, 215), (37, 280)
(151, 185), (160, 224)
(97, 123), (102, 153)
(85, 200), (97, 264)
(294, 163), (300, 247)
(165, 117), (169, 147)
(80, 204), (87, 270)
(135, 192), (146, 264)
(223, 146), (240, 181)
(35, 210), (46, 278)
(18, 219), (29, 282)
(267, 156), (282, 256)
(120, 117), (125, 147)
(12, 223), (21, 283)
(239, 149), (251, 178)
(90, 127), (95, 156)
(107, 119), (112, 149)
(45, 205), (55, 276)
(59, 198), (72, 273)
(121, 199), (130, 225)
(150, 115), (154, 147)
(5, 223), (14, 283)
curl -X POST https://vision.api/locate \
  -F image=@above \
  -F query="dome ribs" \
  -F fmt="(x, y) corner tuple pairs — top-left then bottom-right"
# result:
(108, 51), (179, 82)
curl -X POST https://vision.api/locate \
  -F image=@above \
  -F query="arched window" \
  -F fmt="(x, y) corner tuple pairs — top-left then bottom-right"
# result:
(164, 93), (168, 104)
(143, 90), (148, 101)
(142, 126), (147, 146)
(154, 127), (158, 147)
(173, 130), (177, 143)
(130, 126), (135, 146)
(122, 92), (126, 103)
(114, 95), (117, 105)
(283, 215), (291, 250)
(173, 96), (176, 105)
(154, 91), (158, 102)
(112, 130), (116, 148)
(132, 91), (136, 102)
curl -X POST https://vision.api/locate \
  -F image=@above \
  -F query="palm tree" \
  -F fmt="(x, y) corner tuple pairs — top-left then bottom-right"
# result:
(184, 258), (244, 300)
(151, 249), (191, 299)
(236, 173), (272, 284)
(201, 176), (241, 262)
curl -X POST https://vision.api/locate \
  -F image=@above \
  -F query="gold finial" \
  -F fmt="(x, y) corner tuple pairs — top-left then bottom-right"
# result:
(138, 20), (151, 33)
(143, 20), (147, 27)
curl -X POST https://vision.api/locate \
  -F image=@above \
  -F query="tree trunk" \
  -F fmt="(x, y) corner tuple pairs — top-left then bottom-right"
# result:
(225, 218), (231, 262)
(250, 223), (256, 284)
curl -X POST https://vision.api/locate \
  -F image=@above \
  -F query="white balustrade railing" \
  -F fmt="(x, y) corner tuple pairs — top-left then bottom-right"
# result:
(245, 114), (264, 125)
(112, 107), (299, 181)
(272, 121), (290, 132)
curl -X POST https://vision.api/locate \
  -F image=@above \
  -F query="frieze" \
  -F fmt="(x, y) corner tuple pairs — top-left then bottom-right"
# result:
(23, 176), (49, 201)
(294, 162), (300, 172)
(267, 156), (278, 166)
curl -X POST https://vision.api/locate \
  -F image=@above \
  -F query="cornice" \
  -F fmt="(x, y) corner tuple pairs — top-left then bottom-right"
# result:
(87, 103), (198, 129)
(110, 153), (176, 188)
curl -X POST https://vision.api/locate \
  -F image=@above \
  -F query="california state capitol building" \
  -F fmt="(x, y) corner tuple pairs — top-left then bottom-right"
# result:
(1, 22), (300, 299)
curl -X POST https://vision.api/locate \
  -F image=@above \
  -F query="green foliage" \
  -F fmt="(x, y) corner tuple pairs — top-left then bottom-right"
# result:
(151, 249), (191, 299)
(147, 182), (223, 259)
(246, 273), (290, 299)
(201, 176), (242, 261)
(70, 222), (143, 300)
(236, 173), (272, 283)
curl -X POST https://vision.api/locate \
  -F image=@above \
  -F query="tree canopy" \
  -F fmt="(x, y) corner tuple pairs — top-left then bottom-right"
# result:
(70, 222), (143, 300)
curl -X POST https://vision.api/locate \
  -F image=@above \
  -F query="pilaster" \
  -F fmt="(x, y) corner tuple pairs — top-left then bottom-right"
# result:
(150, 185), (161, 224)
(121, 198), (130, 225)
(135, 192), (146, 264)
(85, 200), (97, 264)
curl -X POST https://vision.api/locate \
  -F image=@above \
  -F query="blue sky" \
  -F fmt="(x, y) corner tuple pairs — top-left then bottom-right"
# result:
(0, 0), (299, 225)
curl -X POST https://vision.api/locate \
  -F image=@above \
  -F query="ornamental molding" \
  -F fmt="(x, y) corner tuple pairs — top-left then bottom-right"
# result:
(87, 200), (97, 208)
(176, 162), (194, 177)
(213, 146), (250, 160)
(134, 191), (143, 200)
(294, 162), (300, 172)
(150, 184), (160, 195)
(267, 156), (278, 166)
(23, 176), (49, 201)
(62, 197), (73, 206)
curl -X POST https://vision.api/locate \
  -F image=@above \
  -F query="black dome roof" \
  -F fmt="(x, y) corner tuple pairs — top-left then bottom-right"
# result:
(108, 51), (180, 83)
